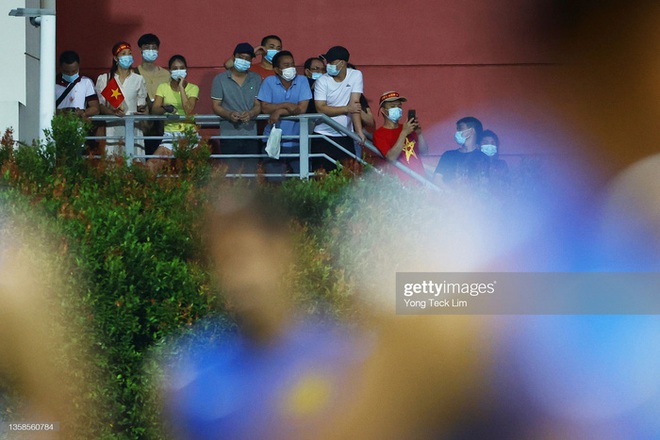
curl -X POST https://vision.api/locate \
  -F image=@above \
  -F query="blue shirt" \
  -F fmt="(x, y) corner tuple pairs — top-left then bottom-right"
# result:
(257, 74), (312, 149)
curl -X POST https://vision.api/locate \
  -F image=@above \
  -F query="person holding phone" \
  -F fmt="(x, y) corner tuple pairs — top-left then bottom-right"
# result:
(373, 91), (428, 182)
(96, 41), (148, 157)
(148, 54), (200, 172)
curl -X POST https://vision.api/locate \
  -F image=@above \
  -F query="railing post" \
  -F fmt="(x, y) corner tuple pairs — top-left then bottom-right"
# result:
(299, 115), (310, 179)
(125, 115), (135, 159)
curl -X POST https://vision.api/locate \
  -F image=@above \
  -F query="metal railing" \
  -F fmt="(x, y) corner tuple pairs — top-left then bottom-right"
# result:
(88, 113), (438, 188)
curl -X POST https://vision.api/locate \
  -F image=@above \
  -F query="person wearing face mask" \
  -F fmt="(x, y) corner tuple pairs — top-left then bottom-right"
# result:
(257, 51), (312, 178)
(135, 33), (170, 104)
(148, 55), (200, 172)
(135, 33), (171, 155)
(224, 35), (282, 80)
(433, 116), (488, 185)
(95, 41), (148, 157)
(56, 50), (100, 120)
(373, 91), (428, 182)
(480, 129), (510, 186)
(56, 50), (101, 154)
(312, 45), (366, 172)
(211, 42), (263, 175)
(303, 57), (325, 114)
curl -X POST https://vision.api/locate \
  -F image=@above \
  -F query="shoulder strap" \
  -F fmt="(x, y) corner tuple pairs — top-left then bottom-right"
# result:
(56, 76), (82, 107)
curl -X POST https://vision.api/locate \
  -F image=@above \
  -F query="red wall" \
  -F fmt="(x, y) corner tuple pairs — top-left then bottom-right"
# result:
(57, 0), (563, 159)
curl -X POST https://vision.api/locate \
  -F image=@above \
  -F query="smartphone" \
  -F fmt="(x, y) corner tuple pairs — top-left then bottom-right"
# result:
(408, 109), (416, 121)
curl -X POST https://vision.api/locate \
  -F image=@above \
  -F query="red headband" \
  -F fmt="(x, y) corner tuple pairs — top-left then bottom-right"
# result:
(113, 43), (131, 57)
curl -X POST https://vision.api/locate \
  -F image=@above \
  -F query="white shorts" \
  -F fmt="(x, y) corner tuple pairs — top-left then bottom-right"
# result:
(159, 131), (200, 151)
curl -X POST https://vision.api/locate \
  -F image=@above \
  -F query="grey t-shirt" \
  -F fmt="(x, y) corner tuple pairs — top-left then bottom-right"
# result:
(211, 70), (262, 136)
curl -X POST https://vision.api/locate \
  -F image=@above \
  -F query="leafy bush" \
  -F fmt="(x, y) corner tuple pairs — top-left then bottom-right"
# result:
(0, 115), (227, 439)
(0, 114), (543, 438)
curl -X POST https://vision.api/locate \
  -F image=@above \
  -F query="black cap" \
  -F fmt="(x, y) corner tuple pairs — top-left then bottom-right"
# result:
(234, 42), (255, 57)
(321, 46), (350, 63)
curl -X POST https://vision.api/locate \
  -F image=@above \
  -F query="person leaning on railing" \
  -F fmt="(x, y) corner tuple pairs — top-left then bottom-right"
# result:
(147, 54), (200, 173)
(95, 41), (148, 157)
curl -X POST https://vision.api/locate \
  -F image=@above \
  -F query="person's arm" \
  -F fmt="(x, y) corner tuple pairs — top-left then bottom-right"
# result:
(178, 81), (198, 116)
(212, 99), (241, 123)
(261, 101), (308, 125)
(315, 99), (361, 117)
(136, 77), (148, 114)
(350, 92), (365, 144)
(84, 99), (100, 118)
(384, 118), (417, 161)
(240, 98), (261, 122)
(361, 107), (375, 130)
(151, 95), (166, 115)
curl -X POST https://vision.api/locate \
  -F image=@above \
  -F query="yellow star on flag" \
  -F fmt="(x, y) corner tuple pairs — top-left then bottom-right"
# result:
(111, 88), (122, 99)
(402, 137), (417, 162)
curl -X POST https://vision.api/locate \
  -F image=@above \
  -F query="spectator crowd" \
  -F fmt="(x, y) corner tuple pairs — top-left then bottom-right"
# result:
(56, 33), (508, 184)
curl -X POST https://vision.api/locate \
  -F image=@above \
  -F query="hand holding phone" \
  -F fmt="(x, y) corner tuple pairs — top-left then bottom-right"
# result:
(163, 104), (175, 113)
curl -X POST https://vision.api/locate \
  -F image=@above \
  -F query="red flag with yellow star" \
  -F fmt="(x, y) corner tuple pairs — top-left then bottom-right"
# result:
(101, 76), (125, 109)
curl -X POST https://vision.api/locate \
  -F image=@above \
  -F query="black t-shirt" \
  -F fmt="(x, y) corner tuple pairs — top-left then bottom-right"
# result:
(434, 149), (489, 183)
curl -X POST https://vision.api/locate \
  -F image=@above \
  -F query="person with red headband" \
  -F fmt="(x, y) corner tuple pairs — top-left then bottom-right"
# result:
(95, 41), (148, 157)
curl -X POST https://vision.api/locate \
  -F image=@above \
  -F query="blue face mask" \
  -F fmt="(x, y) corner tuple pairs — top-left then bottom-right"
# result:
(311, 72), (323, 80)
(62, 72), (79, 83)
(118, 55), (134, 69)
(386, 107), (403, 123)
(481, 144), (497, 157)
(171, 69), (187, 81)
(265, 49), (279, 63)
(142, 49), (158, 63)
(234, 57), (251, 72)
(454, 128), (471, 146)
(327, 62), (341, 77)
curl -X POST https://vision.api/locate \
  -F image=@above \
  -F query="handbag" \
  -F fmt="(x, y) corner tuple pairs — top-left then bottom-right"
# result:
(265, 126), (282, 159)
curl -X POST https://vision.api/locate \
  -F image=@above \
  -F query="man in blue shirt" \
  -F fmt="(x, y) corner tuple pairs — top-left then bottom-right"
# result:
(257, 51), (312, 177)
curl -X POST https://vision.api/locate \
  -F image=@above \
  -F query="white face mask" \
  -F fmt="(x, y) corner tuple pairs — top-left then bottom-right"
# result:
(280, 67), (296, 81)
(481, 144), (497, 156)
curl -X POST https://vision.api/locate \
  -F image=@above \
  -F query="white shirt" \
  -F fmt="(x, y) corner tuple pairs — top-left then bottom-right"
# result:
(56, 76), (97, 110)
(313, 68), (363, 137)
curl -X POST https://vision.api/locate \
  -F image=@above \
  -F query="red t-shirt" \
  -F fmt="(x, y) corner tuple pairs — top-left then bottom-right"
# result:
(373, 125), (427, 181)
(251, 62), (276, 80)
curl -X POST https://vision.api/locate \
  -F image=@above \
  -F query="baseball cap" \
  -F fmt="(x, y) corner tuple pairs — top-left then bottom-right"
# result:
(321, 46), (350, 63)
(234, 42), (255, 57)
(379, 91), (407, 107)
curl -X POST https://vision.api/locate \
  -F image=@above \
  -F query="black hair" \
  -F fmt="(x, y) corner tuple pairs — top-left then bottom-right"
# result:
(304, 57), (323, 70)
(272, 50), (293, 69)
(110, 41), (131, 77)
(260, 35), (282, 47)
(137, 33), (160, 48)
(456, 116), (483, 142)
(481, 129), (499, 146)
(59, 50), (80, 65)
(168, 54), (187, 69)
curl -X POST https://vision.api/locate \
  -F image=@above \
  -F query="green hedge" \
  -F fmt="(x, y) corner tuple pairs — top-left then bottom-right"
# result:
(0, 114), (540, 438)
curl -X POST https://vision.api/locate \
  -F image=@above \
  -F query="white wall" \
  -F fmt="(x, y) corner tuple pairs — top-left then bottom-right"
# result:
(1, 1), (28, 141)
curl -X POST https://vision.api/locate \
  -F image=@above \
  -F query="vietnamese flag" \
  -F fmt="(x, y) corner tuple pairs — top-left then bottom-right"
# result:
(101, 76), (125, 109)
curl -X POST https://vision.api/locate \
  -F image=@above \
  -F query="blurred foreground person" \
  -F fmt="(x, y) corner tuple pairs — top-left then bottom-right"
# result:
(0, 226), (92, 439)
(161, 187), (485, 440)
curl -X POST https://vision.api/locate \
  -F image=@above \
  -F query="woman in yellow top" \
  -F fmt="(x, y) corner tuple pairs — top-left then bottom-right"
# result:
(148, 54), (200, 171)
